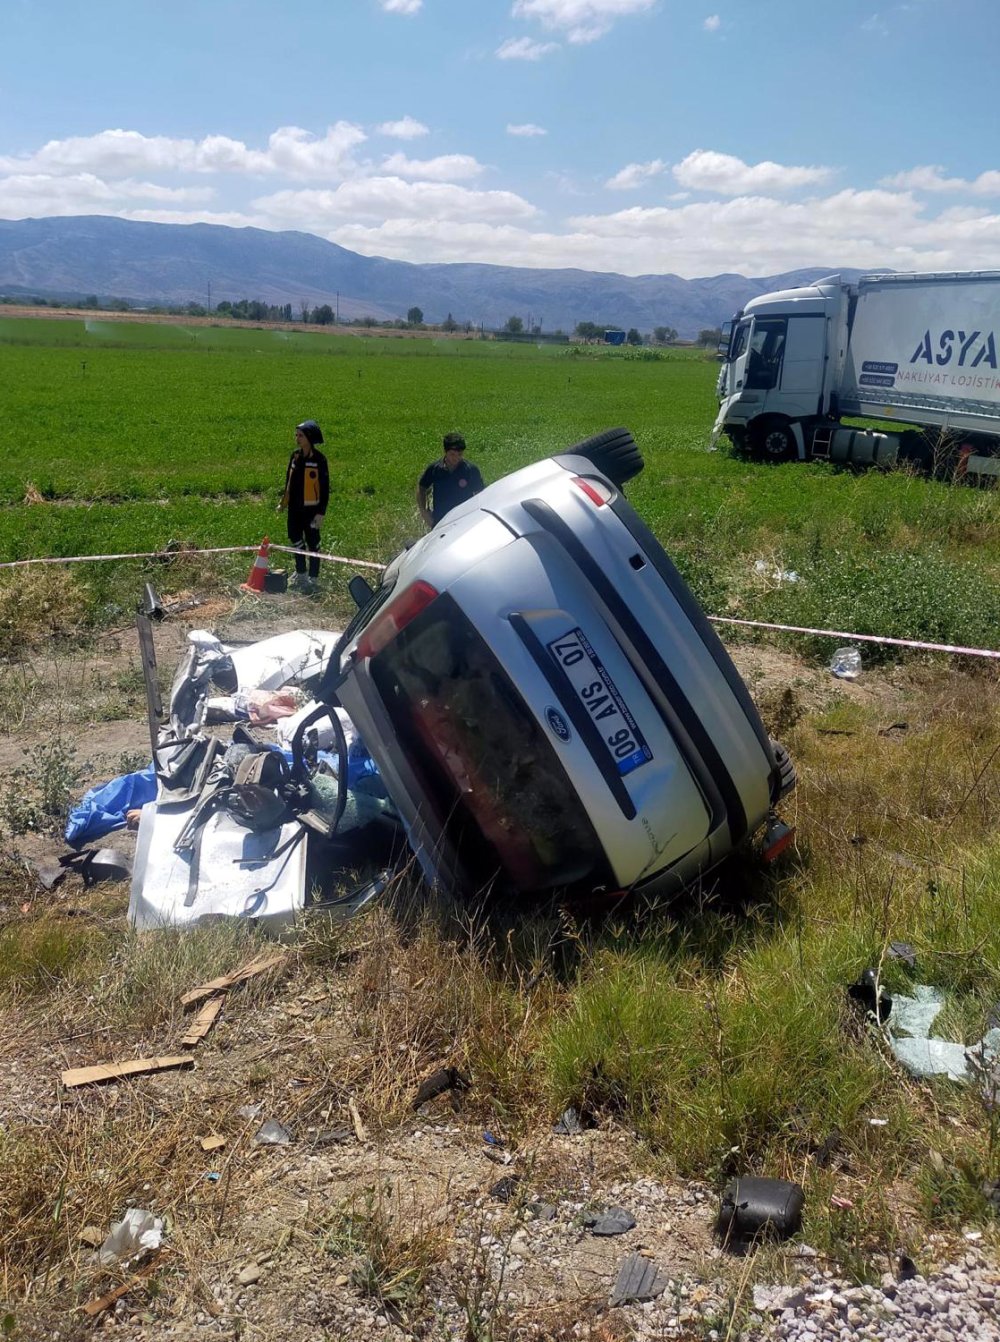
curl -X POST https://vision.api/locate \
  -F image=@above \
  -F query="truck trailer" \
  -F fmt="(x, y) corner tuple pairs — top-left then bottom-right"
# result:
(714, 270), (1000, 482)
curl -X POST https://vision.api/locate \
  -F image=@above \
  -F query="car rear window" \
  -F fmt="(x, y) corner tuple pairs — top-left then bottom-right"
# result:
(369, 595), (610, 895)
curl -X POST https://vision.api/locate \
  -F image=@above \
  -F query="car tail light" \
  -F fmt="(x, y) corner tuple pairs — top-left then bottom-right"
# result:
(355, 580), (439, 661)
(572, 476), (613, 507)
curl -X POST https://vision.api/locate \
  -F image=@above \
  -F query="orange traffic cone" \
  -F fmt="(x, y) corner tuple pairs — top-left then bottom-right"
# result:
(240, 537), (270, 593)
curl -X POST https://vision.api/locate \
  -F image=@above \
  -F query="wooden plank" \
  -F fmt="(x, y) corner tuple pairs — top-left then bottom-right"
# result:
(62, 1055), (193, 1089)
(181, 996), (223, 1048)
(199, 1134), (227, 1153)
(82, 1254), (162, 1317)
(180, 951), (287, 1010)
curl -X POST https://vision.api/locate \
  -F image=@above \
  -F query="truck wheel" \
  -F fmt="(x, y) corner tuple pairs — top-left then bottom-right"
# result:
(751, 420), (795, 461)
(769, 738), (797, 802)
(564, 426), (644, 488)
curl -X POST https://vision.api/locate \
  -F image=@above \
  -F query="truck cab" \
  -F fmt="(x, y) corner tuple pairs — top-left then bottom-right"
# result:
(714, 279), (847, 458)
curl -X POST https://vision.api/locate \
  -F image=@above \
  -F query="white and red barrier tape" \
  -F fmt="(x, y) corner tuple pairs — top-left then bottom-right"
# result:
(0, 544), (997, 661)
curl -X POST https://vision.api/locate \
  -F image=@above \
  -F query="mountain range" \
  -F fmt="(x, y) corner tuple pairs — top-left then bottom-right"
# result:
(0, 215), (865, 338)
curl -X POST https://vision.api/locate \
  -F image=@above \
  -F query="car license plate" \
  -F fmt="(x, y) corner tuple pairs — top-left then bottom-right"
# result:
(547, 628), (652, 777)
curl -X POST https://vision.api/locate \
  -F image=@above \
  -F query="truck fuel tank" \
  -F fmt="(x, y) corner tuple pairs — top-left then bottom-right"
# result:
(827, 428), (899, 467)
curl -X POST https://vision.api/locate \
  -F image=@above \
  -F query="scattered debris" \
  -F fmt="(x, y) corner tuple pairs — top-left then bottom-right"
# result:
(552, 1105), (588, 1135)
(180, 951), (288, 1009)
(830, 646), (862, 680)
(527, 1201), (557, 1222)
(254, 1119), (292, 1146)
(78, 1226), (104, 1248)
(199, 1135), (227, 1153)
(33, 846), (132, 892)
(584, 1207), (636, 1237)
(489, 1175), (522, 1204)
(181, 996), (224, 1047)
(348, 1096), (367, 1143)
(62, 1054), (194, 1089)
(887, 940), (917, 968)
(411, 1066), (472, 1111)
(717, 1177), (804, 1246)
(82, 1254), (163, 1317)
(98, 1208), (163, 1266)
(898, 1252), (919, 1281)
(830, 1194), (855, 1210)
(848, 967), (892, 1023)
(609, 1252), (670, 1307)
(236, 1103), (263, 1121)
(313, 1127), (354, 1146)
(483, 1131), (505, 1148)
(888, 983), (1000, 1082)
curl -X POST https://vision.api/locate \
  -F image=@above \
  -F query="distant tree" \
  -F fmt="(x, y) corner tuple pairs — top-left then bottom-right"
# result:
(575, 320), (600, 342)
(653, 325), (678, 344)
(441, 312), (459, 332)
(407, 306), (424, 326)
(504, 315), (524, 335)
(360, 315), (379, 327)
(698, 327), (723, 347)
(108, 297), (131, 312)
(300, 303), (310, 324)
(79, 295), (100, 309)
(626, 328), (642, 346)
(313, 304), (335, 325)
(282, 303), (293, 322)
(185, 302), (207, 317)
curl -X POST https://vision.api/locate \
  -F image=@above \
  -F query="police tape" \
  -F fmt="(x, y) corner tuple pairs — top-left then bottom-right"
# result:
(0, 543), (997, 661)
(708, 616), (1000, 661)
(0, 543), (387, 573)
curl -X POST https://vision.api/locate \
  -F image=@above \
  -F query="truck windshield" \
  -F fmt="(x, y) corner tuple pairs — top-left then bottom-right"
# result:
(369, 595), (610, 896)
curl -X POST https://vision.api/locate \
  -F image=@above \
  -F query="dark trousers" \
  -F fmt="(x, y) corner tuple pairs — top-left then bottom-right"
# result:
(287, 509), (321, 578)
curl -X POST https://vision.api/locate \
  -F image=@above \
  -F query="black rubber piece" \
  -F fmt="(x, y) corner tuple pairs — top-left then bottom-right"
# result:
(770, 738), (797, 801)
(563, 426), (644, 488)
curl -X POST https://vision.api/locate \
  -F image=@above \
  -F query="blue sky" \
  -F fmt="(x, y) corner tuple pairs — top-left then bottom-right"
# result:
(2, 0), (999, 278)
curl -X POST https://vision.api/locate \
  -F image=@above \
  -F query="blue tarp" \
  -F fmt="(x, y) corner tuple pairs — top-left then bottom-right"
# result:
(65, 765), (157, 846)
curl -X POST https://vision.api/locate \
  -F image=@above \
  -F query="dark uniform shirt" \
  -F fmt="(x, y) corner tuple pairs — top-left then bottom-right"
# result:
(282, 448), (330, 515)
(418, 458), (485, 524)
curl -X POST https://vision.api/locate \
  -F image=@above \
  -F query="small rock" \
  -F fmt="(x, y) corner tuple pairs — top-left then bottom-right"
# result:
(238, 1264), (262, 1285)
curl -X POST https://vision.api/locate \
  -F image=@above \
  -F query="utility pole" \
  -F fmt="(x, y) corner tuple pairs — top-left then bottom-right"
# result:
(336, 291), (340, 324)
(207, 280), (212, 312)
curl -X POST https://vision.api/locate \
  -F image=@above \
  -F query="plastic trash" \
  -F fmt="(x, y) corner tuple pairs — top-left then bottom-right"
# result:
(65, 766), (157, 845)
(610, 1252), (669, 1307)
(254, 1119), (292, 1145)
(489, 1175), (522, 1203)
(98, 1208), (163, 1265)
(830, 646), (862, 680)
(584, 1207), (636, 1236)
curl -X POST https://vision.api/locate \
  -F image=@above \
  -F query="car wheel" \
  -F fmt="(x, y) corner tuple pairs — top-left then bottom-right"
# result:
(770, 738), (796, 802)
(565, 426), (644, 488)
(751, 420), (795, 461)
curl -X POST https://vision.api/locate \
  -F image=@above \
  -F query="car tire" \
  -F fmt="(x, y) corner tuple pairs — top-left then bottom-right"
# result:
(751, 419), (795, 462)
(564, 426), (645, 488)
(770, 737), (796, 802)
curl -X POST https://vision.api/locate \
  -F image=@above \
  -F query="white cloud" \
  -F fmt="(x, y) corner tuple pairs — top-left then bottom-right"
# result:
(380, 0), (422, 13)
(861, 12), (889, 34)
(673, 149), (833, 195)
(880, 165), (1000, 196)
(496, 36), (560, 59)
(507, 123), (548, 137)
(606, 158), (665, 190)
(253, 178), (538, 227)
(376, 116), (429, 140)
(703, 14), (721, 31)
(511, 0), (655, 43)
(380, 152), (485, 181)
(0, 172), (215, 219)
(0, 124), (367, 182)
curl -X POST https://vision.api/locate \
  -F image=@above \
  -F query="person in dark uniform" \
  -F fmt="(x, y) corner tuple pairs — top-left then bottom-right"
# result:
(278, 419), (330, 592)
(416, 432), (485, 530)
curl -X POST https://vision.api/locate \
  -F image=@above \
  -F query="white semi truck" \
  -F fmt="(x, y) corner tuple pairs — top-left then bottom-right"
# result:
(714, 270), (1000, 481)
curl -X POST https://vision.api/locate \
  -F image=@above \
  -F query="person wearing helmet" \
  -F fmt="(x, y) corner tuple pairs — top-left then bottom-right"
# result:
(278, 420), (330, 593)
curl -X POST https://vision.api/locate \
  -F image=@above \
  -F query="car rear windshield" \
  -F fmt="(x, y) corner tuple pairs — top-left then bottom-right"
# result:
(369, 595), (610, 896)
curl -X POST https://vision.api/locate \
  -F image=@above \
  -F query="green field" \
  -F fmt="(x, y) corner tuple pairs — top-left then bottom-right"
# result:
(1, 315), (999, 654)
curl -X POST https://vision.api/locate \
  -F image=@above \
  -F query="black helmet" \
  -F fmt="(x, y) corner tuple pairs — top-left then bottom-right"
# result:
(296, 419), (324, 446)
